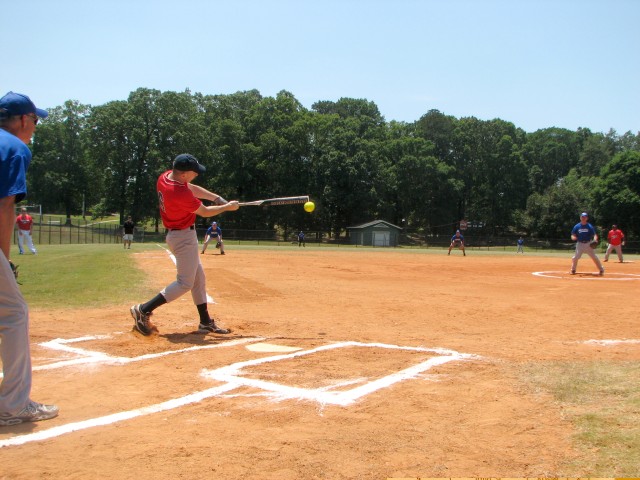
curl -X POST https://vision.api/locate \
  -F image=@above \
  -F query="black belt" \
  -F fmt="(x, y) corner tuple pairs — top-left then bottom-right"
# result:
(170, 225), (195, 231)
(579, 240), (590, 243)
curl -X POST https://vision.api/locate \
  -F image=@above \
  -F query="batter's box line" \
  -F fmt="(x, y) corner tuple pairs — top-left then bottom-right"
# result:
(0, 341), (478, 448)
(203, 341), (480, 407)
(13, 336), (264, 376)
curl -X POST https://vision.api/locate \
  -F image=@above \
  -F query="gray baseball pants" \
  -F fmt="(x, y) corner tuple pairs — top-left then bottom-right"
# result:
(161, 229), (208, 305)
(0, 254), (32, 416)
(571, 241), (604, 273)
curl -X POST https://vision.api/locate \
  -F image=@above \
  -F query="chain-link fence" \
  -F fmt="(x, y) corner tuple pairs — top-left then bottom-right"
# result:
(11, 217), (638, 254)
(12, 216), (141, 246)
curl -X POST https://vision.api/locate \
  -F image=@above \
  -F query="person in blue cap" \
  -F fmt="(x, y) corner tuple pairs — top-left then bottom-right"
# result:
(448, 229), (466, 256)
(570, 212), (604, 276)
(201, 220), (224, 255)
(0, 92), (59, 425)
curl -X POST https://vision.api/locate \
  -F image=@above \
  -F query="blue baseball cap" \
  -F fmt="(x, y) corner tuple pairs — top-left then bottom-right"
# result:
(0, 92), (48, 119)
(581, 212), (588, 217)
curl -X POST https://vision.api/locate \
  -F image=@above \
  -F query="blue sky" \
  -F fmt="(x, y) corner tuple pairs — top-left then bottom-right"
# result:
(7, 0), (639, 133)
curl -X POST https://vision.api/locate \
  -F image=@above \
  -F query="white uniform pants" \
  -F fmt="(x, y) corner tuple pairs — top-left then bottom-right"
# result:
(17, 230), (36, 254)
(0, 254), (32, 416)
(604, 243), (623, 262)
(161, 229), (208, 305)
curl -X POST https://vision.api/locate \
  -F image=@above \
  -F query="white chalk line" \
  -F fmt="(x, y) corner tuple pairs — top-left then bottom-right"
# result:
(204, 341), (479, 407)
(0, 340), (478, 448)
(0, 383), (238, 448)
(30, 336), (263, 373)
(584, 339), (640, 346)
(155, 243), (215, 303)
(533, 271), (640, 281)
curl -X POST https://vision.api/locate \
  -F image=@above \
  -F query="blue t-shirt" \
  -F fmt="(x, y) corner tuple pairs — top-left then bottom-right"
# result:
(0, 129), (31, 202)
(451, 233), (464, 242)
(206, 225), (221, 237)
(517, 238), (524, 246)
(571, 222), (596, 243)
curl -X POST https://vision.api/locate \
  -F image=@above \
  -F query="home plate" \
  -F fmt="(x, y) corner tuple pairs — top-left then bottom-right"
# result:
(246, 343), (302, 353)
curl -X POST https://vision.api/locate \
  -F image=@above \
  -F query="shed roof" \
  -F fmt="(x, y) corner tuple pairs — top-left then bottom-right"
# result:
(347, 220), (403, 230)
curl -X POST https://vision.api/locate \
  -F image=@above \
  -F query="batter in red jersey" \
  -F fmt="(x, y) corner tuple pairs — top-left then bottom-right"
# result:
(15, 207), (36, 254)
(130, 154), (239, 336)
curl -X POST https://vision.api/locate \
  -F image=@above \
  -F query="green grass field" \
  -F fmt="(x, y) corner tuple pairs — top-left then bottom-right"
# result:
(14, 244), (158, 309)
(519, 361), (640, 475)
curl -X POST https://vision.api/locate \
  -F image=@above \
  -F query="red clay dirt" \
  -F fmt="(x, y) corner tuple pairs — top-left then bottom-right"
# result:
(1, 247), (638, 479)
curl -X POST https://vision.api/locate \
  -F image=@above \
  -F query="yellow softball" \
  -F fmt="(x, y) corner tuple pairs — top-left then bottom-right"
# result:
(304, 201), (315, 213)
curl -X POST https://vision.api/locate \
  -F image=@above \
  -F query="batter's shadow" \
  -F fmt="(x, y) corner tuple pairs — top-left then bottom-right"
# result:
(160, 331), (252, 345)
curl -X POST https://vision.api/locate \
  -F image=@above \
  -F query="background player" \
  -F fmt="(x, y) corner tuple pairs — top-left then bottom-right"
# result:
(201, 221), (224, 255)
(15, 207), (36, 255)
(122, 215), (135, 250)
(604, 224), (625, 263)
(516, 236), (524, 254)
(130, 154), (239, 336)
(448, 230), (466, 256)
(570, 212), (604, 275)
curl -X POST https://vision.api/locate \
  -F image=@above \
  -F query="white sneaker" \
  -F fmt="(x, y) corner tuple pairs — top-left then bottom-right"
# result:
(0, 400), (59, 426)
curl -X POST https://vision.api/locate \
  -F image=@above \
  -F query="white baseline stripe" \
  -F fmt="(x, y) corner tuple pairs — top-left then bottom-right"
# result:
(584, 339), (640, 346)
(31, 337), (262, 372)
(0, 383), (237, 448)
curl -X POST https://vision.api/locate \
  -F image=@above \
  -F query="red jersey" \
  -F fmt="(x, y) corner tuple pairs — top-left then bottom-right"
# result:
(16, 213), (33, 231)
(607, 228), (624, 246)
(156, 171), (202, 230)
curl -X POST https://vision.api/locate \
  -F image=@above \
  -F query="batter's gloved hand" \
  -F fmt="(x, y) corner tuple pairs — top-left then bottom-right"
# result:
(9, 260), (19, 282)
(213, 196), (228, 206)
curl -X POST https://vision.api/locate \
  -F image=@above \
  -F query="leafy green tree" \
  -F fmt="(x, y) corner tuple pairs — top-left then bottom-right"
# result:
(523, 170), (598, 238)
(523, 128), (582, 192)
(309, 98), (388, 237)
(88, 100), (135, 221)
(414, 109), (457, 164)
(577, 133), (614, 177)
(594, 150), (640, 238)
(449, 118), (527, 232)
(30, 100), (92, 223)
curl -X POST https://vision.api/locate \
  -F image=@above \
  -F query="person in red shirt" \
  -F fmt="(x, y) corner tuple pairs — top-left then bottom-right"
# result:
(130, 154), (239, 336)
(604, 224), (625, 263)
(15, 207), (36, 255)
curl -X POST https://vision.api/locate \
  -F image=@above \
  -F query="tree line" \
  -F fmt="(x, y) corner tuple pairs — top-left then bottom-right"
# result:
(28, 87), (640, 240)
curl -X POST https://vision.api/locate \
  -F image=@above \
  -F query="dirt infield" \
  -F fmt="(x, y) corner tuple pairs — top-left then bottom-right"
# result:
(2, 247), (639, 479)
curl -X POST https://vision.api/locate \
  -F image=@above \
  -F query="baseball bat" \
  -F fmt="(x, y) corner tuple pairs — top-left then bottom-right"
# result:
(238, 195), (309, 207)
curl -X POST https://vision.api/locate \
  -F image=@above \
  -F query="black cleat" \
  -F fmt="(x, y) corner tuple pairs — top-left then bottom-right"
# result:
(198, 319), (230, 334)
(130, 304), (155, 335)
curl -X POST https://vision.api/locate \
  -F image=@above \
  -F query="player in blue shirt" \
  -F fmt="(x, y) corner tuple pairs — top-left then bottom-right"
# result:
(570, 212), (604, 275)
(201, 221), (224, 255)
(0, 92), (59, 425)
(448, 230), (466, 256)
